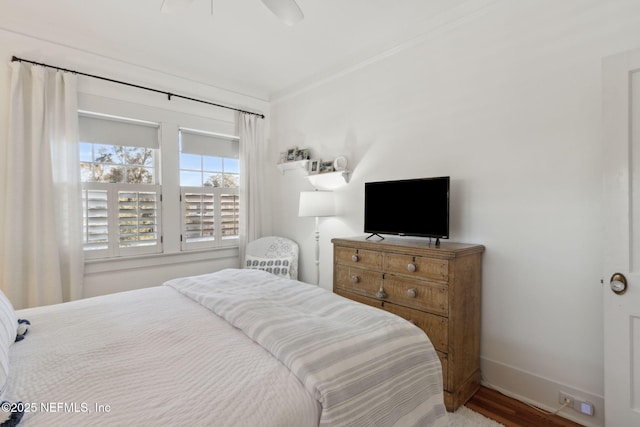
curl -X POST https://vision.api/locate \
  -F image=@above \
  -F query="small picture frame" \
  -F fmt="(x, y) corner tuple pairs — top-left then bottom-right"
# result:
(286, 147), (298, 162)
(320, 160), (334, 173)
(333, 156), (348, 171)
(296, 148), (310, 161)
(278, 152), (287, 163)
(308, 159), (320, 174)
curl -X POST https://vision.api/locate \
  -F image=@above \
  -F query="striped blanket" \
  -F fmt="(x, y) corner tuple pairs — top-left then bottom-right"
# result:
(164, 269), (449, 427)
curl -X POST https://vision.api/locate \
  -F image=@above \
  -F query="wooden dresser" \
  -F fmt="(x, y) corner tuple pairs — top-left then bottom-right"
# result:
(332, 236), (484, 412)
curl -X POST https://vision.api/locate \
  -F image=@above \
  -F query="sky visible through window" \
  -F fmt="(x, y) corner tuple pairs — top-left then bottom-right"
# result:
(180, 153), (239, 187)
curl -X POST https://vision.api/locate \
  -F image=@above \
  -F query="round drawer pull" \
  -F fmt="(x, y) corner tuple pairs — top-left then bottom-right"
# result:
(375, 287), (387, 300)
(351, 254), (359, 262)
(408, 319), (417, 325)
(407, 262), (416, 272)
(351, 275), (360, 283)
(407, 288), (417, 298)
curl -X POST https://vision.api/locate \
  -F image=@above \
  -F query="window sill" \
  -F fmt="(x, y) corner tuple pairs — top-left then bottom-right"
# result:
(84, 246), (240, 275)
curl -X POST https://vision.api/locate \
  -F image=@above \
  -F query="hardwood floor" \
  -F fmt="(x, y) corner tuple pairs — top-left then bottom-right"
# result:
(465, 386), (585, 427)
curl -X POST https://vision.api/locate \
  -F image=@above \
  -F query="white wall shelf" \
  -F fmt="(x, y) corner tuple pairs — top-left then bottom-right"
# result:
(307, 171), (350, 190)
(277, 160), (309, 174)
(277, 159), (350, 190)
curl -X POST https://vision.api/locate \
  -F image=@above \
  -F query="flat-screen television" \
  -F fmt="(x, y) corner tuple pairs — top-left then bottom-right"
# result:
(364, 176), (450, 242)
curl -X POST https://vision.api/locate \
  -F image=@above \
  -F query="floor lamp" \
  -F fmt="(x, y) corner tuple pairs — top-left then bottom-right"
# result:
(298, 190), (335, 285)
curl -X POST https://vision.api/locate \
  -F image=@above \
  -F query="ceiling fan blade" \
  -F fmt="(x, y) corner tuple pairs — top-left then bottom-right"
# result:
(160, 0), (196, 14)
(260, 0), (304, 26)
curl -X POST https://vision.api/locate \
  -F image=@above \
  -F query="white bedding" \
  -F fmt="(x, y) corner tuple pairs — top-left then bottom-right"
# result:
(6, 284), (320, 426)
(5, 268), (448, 427)
(166, 269), (449, 427)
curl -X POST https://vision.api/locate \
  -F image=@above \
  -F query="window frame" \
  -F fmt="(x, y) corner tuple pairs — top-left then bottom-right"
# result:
(77, 95), (242, 263)
(178, 128), (240, 252)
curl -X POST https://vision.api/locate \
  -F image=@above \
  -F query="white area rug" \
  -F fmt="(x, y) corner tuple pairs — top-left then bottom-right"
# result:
(449, 406), (506, 426)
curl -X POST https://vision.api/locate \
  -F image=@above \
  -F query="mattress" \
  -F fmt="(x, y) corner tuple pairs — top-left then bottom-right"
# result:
(5, 268), (448, 426)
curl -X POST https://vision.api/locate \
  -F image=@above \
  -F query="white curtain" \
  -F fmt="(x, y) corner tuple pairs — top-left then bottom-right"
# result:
(0, 63), (84, 309)
(238, 112), (266, 259)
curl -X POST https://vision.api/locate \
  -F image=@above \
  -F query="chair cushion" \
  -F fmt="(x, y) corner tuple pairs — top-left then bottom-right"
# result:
(245, 236), (299, 280)
(244, 255), (294, 279)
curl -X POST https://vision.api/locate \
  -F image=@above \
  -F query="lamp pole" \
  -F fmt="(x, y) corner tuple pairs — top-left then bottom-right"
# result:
(313, 216), (320, 285)
(298, 190), (336, 286)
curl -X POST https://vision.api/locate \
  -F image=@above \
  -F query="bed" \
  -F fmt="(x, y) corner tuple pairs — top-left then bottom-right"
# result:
(1, 268), (449, 426)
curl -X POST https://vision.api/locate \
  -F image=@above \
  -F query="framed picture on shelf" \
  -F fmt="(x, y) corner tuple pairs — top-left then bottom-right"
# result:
(296, 148), (310, 161)
(333, 156), (348, 171)
(278, 152), (287, 163)
(286, 147), (298, 162)
(308, 159), (320, 174)
(319, 161), (334, 173)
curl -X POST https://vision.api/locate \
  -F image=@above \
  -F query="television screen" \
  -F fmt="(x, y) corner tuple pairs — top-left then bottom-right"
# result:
(364, 177), (449, 240)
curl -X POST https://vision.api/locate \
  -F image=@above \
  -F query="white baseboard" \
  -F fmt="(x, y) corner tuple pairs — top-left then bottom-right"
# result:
(480, 357), (604, 427)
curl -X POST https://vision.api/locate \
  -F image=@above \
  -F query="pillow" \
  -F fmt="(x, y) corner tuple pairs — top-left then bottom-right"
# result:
(14, 319), (30, 342)
(0, 401), (24, 426)
(0, 290), (17, 397)
(244, 256), (293, 279)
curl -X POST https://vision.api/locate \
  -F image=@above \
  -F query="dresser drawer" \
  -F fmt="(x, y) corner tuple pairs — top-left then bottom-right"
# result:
(385, 253), (449, 282)
(335, 245), (383, 269)
(380, 300), (449, 354)
(382, 276), (448, 317)
(334, 265), (382, 296)
(335, 290), (449, 354)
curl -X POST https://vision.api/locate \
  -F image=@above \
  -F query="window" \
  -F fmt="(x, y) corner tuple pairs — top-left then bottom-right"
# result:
(180, 129), (240, 250)
(77, 105), (242, 261)
(79, 113), (162, 259)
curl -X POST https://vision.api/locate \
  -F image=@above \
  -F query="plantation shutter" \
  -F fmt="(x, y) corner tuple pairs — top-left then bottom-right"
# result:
(82, 184), (162, 258)
(220, 192), (240, 239)
(118, 189), (160, 249)
(82, 188), (109, 251)
(183, 191), (215, 243)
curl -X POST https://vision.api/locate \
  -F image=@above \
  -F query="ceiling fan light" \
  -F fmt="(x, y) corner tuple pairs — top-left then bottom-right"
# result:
(261, 0), (304, 26)
(160, 0), (196, 14)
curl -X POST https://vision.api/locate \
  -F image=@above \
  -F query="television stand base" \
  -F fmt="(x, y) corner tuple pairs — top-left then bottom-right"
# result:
(366, 233), (384, 241)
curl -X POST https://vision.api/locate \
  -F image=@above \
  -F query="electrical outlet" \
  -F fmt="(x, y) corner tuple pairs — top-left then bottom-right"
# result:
(558, 391), (595, 416)
(559, 391), (574, 406)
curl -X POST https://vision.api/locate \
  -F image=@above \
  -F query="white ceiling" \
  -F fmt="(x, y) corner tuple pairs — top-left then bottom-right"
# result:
(0, 0), (494, 101)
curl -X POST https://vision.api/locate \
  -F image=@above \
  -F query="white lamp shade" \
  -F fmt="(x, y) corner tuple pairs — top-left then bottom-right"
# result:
(298, 191), (335, 217)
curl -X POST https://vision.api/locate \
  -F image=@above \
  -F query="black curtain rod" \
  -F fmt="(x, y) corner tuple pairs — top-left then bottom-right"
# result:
(11, 56), (265, 119)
